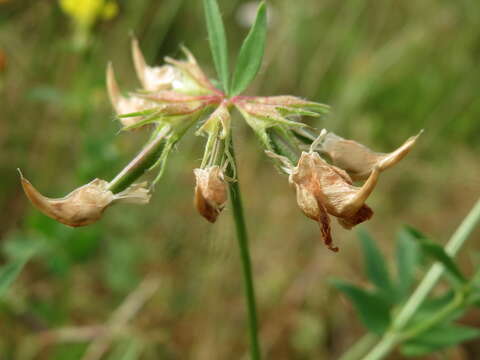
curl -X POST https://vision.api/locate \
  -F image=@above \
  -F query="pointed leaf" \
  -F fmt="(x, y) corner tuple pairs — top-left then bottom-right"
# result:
(396, 227), (421, 299)
(401, 324), (480, 357)
(358, 229), (395, 303)
(330, 279), (391, 334)
(404, 226), (466, 283)
(231, 2), (267, 96)
(203, 0), (230, 93)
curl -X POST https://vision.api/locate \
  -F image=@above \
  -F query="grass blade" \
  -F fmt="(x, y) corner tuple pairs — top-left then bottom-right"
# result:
(0, 255), (32, 298)
(203, 0), (230, 93)
(231, 2), (267, 96)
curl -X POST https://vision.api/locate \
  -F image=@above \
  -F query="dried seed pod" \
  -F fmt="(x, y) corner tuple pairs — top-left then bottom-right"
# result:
(19, 171), (150, 227)
(319, 130), (423, 181)
(290, 151), (381, 251)
(194, 166), (228, 223)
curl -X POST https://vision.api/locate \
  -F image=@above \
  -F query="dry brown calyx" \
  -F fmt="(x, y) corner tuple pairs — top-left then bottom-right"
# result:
(194, 166), (228, 223)
(19, 171), (150, 227)
(317, 130), (423, 181)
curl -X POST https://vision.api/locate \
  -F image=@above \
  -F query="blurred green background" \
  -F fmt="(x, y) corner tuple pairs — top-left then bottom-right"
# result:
(0, 0), (479, 359)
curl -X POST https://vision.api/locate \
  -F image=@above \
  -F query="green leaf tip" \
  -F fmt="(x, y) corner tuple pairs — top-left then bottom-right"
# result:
(203, 0), (230, 94)
(231, 1), (267, 96)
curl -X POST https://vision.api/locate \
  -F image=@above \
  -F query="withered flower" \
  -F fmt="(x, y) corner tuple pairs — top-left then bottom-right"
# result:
(194, 166), (228, 223)
(289, 149), (382, 252)
(318, 130), (423, 181)
(106, 63), (157, 127)
(19, 171), (150, 227)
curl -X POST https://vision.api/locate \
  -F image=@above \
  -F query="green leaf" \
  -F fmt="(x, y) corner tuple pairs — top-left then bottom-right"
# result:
(401, 323), (480, 357)
(330, 279), (391, 334)
(358, 229), (395, 303)
(0, 255), (33, 298)
(230, 2), (267, 96)
(107, 338), (142, 360)
(396, 227), (421, 299)
(203, 0), (230, 93)
(404, 227), (466, 283)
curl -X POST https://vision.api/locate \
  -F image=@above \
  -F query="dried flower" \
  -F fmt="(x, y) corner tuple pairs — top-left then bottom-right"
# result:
(194, 166), (228, 223)
(289, 149), (383, 251)
(318, 130), (423, 181)
(19, 171), (150, 227)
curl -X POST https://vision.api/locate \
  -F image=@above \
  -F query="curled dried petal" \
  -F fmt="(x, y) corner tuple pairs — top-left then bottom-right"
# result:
(20, 171), (150, 227)
(319, 130), (423, 181)
(165, 47), (217, 94)
(194, 166), (228, 223)
(290, 152), (380, 250)
(132, 38), (181, 92)
(106, 63), (156, 127)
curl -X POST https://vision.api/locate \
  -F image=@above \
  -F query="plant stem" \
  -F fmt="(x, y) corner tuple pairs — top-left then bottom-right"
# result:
(338, 334), (379, 360)
(361, 197), (480, 360)
(227, 141), (262, 360)
(107, 126), (170, 193)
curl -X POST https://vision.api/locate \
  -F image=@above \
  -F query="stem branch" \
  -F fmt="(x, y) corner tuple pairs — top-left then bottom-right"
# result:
(361, 198), (480, 360)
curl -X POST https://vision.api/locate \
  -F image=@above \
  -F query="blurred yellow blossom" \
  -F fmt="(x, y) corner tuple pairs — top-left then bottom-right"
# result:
(59, 0), (118, 29)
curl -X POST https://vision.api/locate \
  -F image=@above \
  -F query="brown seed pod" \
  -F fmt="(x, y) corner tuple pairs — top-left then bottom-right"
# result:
(194, 166), (228, 223)
(19, 171), (150, 227)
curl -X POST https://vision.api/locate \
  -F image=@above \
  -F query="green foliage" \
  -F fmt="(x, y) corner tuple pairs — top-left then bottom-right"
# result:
(332, 225), (480, 357)
(358, 229), (395, 303)
(404, 226), (466, 284)
(0, 255), (32, 298)
(330, 279), (391, 334)
(401, 324), (480, 357)
(203, 0), (230, 93)
(230, 2), (267, 96)
(107, 339), (143, 360)
(395, 228), (421, 299)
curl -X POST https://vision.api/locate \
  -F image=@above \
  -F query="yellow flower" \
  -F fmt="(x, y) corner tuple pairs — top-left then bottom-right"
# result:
(59, 0), (118, 29)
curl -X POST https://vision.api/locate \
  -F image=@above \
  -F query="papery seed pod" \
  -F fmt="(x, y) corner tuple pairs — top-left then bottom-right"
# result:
(194, 166), (228, 223)
(319, 130), (423, 181)
(19, 171), (150, 227)
(106, 63), (156, 127)
(290, 151), (381, 251)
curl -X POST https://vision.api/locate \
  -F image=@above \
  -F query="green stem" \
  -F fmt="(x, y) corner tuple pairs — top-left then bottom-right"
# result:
(361, 197), (480, 360)
(338, 334), (379, 360)
(107, 126), (170, 193)
(227, 142), (262, 360)
(400, 291), (464, 340)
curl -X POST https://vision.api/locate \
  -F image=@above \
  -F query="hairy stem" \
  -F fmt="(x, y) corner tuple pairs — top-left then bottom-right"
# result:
(361, 197), (480, 360)
(227, 141), (262, 360)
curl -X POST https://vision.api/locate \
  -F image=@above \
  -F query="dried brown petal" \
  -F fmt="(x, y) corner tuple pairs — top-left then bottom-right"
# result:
(290, 152), (380, 250)
(194, 166), (228, 223)
(132, 38), (181, 92)
(319, 130), (422, 181)
(106, 63), (156, 127)
(20, 172), (150, 227)
(165, 47), (217, 94)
